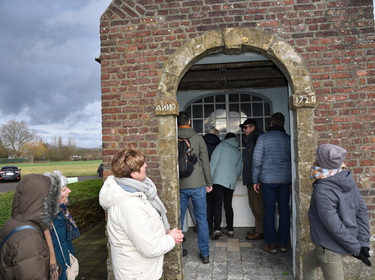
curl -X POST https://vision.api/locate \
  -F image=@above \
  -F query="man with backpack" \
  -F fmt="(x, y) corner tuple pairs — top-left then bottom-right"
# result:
(178, 111), (212, 264)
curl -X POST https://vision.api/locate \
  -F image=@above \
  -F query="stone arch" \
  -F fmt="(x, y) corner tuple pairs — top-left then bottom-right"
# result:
(157, 27), (316, 279)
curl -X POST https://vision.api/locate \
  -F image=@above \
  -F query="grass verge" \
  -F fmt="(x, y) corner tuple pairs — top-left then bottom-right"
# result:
(13, 160), (102, 177)
(0, 178), (105, 234)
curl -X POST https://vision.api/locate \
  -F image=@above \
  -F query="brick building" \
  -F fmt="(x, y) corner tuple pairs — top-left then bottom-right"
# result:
(98, 1), (374, 279)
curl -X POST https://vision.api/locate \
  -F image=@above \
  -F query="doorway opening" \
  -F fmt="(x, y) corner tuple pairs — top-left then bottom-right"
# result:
(177, 52), (291, 229)
(157, 28), (317, 278)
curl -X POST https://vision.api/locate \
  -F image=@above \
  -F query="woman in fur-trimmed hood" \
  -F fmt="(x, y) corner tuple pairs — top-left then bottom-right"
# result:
(0, 174), (61, 279)
(45, 170), (80, 280)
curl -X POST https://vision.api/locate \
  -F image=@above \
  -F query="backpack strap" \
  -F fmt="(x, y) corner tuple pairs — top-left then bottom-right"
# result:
(178, 138), (192, 152)
(0, 225), (36, 250)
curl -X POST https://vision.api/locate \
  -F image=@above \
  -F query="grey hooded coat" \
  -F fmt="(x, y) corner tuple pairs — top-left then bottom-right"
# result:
(308, 170), (370, 256)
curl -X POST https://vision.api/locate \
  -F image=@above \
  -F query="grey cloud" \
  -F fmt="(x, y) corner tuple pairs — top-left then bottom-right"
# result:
(0, 0), (111, 147)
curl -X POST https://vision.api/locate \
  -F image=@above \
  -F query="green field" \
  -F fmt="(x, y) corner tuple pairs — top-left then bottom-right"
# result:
(0, 179), (105, 231)
(11, 160), (102, 177)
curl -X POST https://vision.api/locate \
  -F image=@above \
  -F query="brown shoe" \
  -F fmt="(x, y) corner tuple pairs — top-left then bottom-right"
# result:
(278, 244), (287, 253)
(261, 242), (278, 254)
(211, 230), (222, 240)
(246, 232), (264, 240)
(246, 230), (255, 235)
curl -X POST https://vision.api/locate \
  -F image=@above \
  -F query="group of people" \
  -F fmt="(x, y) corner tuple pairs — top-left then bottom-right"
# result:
(176, 111), (292, 263)
(1, 110), (371, 280)
(0, 150), (184, 280)
(177, 110), (371, 280)
(0, 170), (79, 280)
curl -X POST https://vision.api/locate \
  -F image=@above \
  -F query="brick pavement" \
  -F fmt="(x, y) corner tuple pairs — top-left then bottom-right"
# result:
(73, 222), (294, 280)
(183, 227), (294, 280)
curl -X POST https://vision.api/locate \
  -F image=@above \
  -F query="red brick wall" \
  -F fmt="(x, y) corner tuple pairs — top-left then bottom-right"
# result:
(100, 0), (375, 223)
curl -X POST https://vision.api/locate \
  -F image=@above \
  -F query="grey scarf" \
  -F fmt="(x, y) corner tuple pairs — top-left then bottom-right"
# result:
(114, 177), (170, 230)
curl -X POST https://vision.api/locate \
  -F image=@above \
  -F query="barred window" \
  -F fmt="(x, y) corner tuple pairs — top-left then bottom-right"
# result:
(185, 93), (270, 145)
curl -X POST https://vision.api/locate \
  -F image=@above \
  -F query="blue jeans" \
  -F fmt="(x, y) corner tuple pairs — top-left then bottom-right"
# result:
(261, 183), (290, 245)
(180, 186), (209, 257)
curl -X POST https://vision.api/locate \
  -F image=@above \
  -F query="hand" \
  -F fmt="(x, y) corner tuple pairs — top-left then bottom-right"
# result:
(353, 247), (371, 267)
(361, 247), (370, 258)
(206, 186), (213, 193)
(168, 228), (184, 244)
(253, 183), (260, 193)
(49, 263), (59, 280)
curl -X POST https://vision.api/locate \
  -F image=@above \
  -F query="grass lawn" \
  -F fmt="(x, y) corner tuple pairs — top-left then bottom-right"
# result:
(0, 161), (105, 231)
(0, 179), (105, 233)
(13, 160), (102, 177)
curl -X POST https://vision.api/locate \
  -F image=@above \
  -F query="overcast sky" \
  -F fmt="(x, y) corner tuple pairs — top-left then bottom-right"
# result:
(0, 0), (112, 148)
(1, 2), (374, 149)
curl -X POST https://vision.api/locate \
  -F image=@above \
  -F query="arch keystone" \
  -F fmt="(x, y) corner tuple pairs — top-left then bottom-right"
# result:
(242, 28), (275, 51)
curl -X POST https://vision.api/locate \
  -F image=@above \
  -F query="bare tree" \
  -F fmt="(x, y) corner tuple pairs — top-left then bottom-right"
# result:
(0, 120), (36, 158)
(45, 137), (77, 161)
(0, 140), (7, 158)
(24, 140), (47, 162)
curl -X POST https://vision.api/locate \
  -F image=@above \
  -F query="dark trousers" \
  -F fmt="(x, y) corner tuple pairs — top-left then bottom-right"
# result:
(262, 183), (291, 245)
(246, 184), (264, 234)
(213, 184), (234, 231)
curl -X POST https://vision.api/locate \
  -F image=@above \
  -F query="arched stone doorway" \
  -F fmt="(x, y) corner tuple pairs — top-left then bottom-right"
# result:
(156, 27), (316, 279)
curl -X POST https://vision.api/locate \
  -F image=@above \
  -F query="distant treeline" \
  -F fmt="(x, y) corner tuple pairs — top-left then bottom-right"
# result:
(0, 120), (102, 162)
(0, 145), (102, 163)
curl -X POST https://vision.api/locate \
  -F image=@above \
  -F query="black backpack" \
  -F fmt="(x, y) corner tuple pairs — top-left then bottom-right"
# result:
(178, 138), (198, 178)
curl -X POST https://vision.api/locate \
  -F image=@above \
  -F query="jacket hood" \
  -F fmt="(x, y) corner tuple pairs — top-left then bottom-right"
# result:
(99, 176), (141, 210)
(221, 137), (239, 149)
(203, 133), (221, 146)
(12, 174), (60, 230)
(178, 127), (196, 139)
(316, 169), (355, 193)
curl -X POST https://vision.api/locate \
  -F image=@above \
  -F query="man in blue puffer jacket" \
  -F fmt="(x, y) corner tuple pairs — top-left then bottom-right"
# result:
(252, 112), (291, 254)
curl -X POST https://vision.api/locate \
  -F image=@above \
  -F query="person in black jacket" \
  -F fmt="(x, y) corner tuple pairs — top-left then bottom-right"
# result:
(239, 118), (264, 240)
(203, 128), (221, 161)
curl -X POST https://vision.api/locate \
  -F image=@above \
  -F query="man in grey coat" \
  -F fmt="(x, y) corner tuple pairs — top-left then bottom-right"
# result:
(178, 111), (212, 264)
(303, 144), (371, 279)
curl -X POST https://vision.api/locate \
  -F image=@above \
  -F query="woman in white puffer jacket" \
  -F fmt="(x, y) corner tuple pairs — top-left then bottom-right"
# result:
(99, 148), (184, 280)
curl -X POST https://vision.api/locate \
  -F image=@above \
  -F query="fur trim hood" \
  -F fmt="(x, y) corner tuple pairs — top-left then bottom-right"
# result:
(11, 174), (61, 230)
